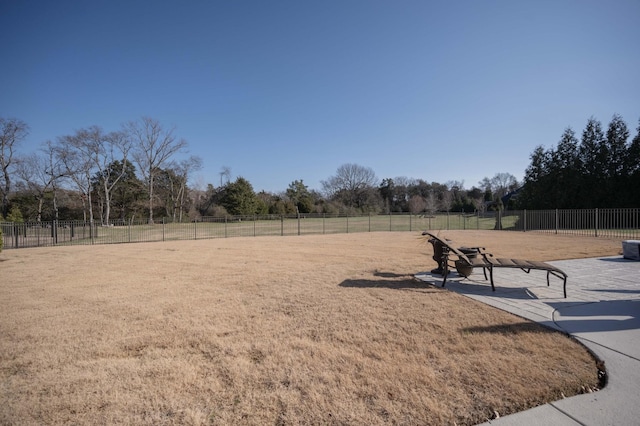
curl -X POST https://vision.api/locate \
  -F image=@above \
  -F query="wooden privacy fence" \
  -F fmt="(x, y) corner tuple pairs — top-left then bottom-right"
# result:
(1, 209), (638, 250)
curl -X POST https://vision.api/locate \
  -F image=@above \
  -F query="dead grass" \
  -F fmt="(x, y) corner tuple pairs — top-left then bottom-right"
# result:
(0, 231), (621, 425)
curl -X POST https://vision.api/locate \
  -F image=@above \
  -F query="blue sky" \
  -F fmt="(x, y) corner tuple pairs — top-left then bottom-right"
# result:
(2, 0), (639, 193)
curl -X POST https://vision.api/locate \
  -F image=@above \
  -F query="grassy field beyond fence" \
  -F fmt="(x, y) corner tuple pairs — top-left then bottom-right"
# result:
(1, 209), (638, 249)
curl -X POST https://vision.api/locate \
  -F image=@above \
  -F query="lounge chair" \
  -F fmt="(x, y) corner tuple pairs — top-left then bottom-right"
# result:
(422, 231), (568, 298)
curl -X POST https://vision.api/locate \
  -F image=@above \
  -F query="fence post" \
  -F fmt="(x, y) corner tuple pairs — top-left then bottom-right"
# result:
(254, 215), (257, 237)
(194, 220), (197, 240)
(524, 210), (527, 232)
(225, 216), (228, 238)
(369, 213), (371, 232)
(323, 213), (325, 234)
(409, 213), (412, 231)
(297, 212), (301, 236)
(389, 212), (392, 232)
(281, 215), (284, 236)
(595, 208), (599, 237)
(555, 209), (559, 234)
(346, 214), (349, 234)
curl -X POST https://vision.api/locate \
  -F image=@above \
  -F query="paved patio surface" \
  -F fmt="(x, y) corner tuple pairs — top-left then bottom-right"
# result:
(416, 256), (640, 426)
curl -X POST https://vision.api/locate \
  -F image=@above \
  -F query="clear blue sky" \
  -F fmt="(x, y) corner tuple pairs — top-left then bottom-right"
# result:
(2, 0), (639, 193)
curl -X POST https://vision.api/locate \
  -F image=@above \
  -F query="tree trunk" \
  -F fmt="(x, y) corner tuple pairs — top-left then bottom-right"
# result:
(148, 173), (154, 224)
(37, 197), (44, 222)
(1, 175), (10, 218)
(103, 180), (112, 225)
(178, 183), (185, 222)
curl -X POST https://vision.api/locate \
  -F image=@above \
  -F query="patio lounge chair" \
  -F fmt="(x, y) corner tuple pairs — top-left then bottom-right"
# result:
(422, 231), (568, 298)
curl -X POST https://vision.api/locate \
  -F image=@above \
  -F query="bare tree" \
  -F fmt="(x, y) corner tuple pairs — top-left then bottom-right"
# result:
(15, 154), (46, 220)
(490, 172), (518, 200)
(424, 191), (438, 213)
(56, 131), (98, 223)
(471, 195), (486, 214)
(162, 155), (202, 222)
(1, 117), (29, 218)
(444, 180), (465, 211)
(127, 117), (187, 223)
(46, 141), (66, 221)
(408, 195), (426, 214)
(478, 172), (518, 205)
(219, 166), (231, 187)
(57, 126), (131, 225)
(481, 172), (518, 230)
(478, 177), (492, 193)
(321, 163), (379, 209)
(93, 130), (132, 225)
(15, 141), (65, 221)
(440, 189), (453, 212)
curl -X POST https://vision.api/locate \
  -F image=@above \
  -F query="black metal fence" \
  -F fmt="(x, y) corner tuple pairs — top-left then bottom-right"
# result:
(2, 209), (638, 250)
(503, 208), (640, 238)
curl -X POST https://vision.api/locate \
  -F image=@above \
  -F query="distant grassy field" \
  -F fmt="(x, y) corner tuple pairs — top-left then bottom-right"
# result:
(0, 231), (620, 425)
(4, 209), (638, 249)
(3, 213), (517, 248)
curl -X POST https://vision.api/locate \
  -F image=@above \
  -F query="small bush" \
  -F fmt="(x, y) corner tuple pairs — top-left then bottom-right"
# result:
(5, 206), (24, 223)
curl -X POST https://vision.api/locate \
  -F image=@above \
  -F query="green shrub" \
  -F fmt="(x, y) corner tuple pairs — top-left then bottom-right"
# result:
(6, 206), (23, 222)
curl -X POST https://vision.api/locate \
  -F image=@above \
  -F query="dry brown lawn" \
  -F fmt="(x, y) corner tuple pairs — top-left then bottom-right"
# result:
(0, 231), (621, 425)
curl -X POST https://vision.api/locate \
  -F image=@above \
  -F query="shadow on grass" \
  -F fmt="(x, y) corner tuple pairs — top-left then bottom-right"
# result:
(373, 271), (413, 278)
(340, 275), (442, 292)
(461, 321), (556, 335)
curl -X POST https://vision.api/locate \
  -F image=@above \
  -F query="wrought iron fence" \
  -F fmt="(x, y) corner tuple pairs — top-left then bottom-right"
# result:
(0, 213), (423, 249)
(1, 209), (638, 250)
(504, 208), (640, 239)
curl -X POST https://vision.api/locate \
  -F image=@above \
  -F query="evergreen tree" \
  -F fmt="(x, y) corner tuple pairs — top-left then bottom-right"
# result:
(550, 128), (581, 208)
(521, 115), (639, 209)
(605, 114), (629, 178)
(220, 177), (258, 215)
(286, 180), (314, 213)
(378, 178), (395, 213)
(604, 114), (630, 206)
(578, 118), (607, 207)
(627, 119), (640, 206)
(518, 145), (552, 209)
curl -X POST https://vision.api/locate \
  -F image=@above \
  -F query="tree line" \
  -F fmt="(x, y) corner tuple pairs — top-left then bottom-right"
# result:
(0, 115), (521, 223)
(518, 114), (640, 209)
(1, 116), (198, 224)
(3, 113), (636, 224)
